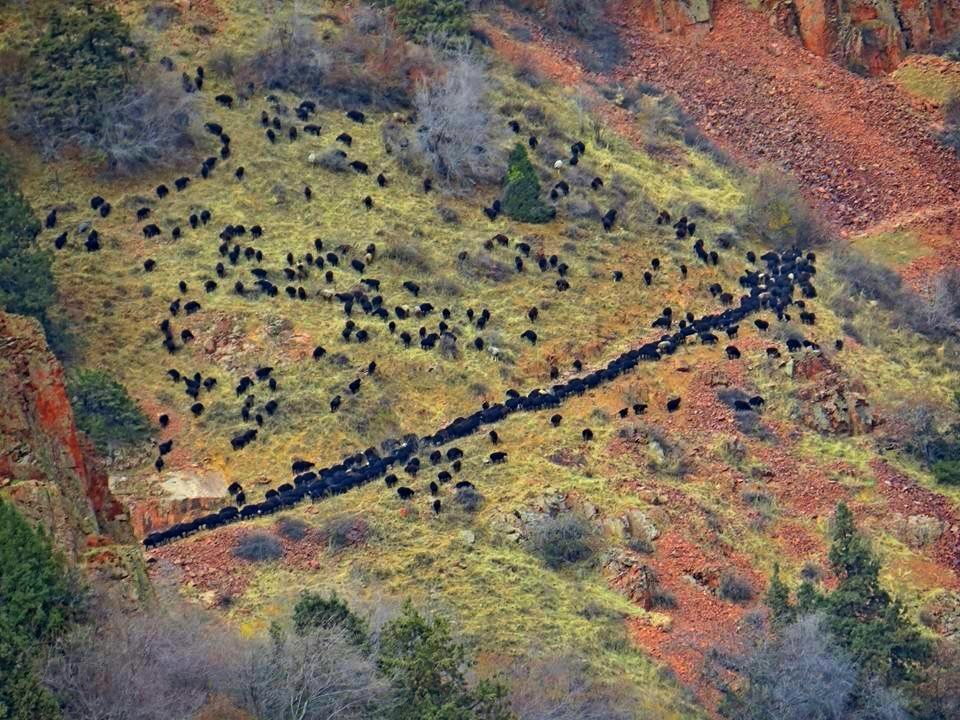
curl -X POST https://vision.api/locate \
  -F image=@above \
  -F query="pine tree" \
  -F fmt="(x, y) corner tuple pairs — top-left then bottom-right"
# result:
(292, 591), (368, 647)
(765, 563), (794, 627)
(501, 144), (554, 224)
(379, 602), (513, 720)
(825, 502), (930, 683)
(23, 2), (139, 141)
(0, 500), (81, 720)
(0, 158), (54, 328)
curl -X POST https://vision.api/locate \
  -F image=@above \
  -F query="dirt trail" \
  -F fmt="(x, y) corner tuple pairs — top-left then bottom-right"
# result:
(488, 0), (960, 238)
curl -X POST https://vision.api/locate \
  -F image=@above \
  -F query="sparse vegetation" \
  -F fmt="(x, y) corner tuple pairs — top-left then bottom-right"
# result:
(275, 516), (310, 540)
(67, 369), (151, 452)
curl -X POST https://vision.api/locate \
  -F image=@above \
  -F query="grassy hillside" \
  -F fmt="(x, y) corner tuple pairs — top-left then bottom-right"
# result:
(3, 0), (960, 716)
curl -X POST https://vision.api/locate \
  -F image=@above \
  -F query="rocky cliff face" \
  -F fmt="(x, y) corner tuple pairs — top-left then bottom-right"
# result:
(0, 312), (128, 558)
(766, 0), (959, 74)
(634, 0), (959, 74)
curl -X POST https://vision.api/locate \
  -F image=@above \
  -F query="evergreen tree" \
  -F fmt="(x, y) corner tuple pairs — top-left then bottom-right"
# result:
(67, 369), (151, 451)
(0, 158), (54, 327)
(501, 144), (554, 224)
(393, 0), (469, 41)
(765, 563), (794, 627)
(379, 602), (512, 720)
(23, 2), (139, 142)
(292, 591), (368, 647)
(0, 500), (82, 720)
(825, 503), (930, 684)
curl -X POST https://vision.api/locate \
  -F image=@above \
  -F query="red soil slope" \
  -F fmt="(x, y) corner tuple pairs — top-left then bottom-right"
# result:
(611, 0), (960, 236)
(488, 0), (960, 240)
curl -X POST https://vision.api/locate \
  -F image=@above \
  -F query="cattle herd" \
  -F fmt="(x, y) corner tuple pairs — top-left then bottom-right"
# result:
(37, 63), (826, 551)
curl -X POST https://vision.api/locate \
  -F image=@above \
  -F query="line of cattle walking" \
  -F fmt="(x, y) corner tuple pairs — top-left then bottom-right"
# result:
(143, 246), (819, 549)
(34, 66), (823, 549)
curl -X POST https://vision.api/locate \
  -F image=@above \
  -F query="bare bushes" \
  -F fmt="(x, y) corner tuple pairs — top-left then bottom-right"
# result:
(508, 655), (631, 720)
(242, 5), (426, 109)
(738, 166), (831, 251)
(45, 609), (389, 720)
(524, 513), (599, 569)
(233, 531), (283, 561)
(719, 614), (910, 720)
(244, 6), (332, 93)
(77, 72), (199, 176)
(44, 611), (223, 720)
(828, 248), (960, 341)
(228, 626), (389, 720)
(402, 48), (504, 190)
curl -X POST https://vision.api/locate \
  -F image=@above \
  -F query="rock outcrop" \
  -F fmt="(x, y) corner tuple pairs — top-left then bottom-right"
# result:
(632, 0), (960, 74)
(765, 0), (960, 74)
(635, 0), (715, 35)
(792, 354), (878, 436)
(0, 312), (127, 558)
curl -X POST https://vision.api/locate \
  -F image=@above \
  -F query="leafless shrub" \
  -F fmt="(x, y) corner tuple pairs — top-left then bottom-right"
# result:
(313, 147), (350, 172)
(207, 48), (240, 79)
(439, 333), (460, 359)
(720, 614), (909, 720)
(144, 2), (180, 30)
(739, 166), (831, 251)
(878, 397), (947, 465)
(276, 516), (310, 541)
(830, 249), (960, 341)
(457, 251), (511, 282)
(409, 47), (504, 190)
(508, 654), (631, 720)
(323, 514), (362, 549)
(382, 242), (433, 273)
(74, 72), (199, 176)
(225, 626), (391, 720)
(44, 610), (221, 720)
(524, 513), (599, 569)
(719, 570), (754, 603)
(245, 6), (332, 92)
(437, 205), (460, 224)
(233, 531), (283, 561)
(454, 486), (483, 512)
(650, 585), (677, 609)
(917, 268), (960, 336)
(430, 276), (463, 296)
